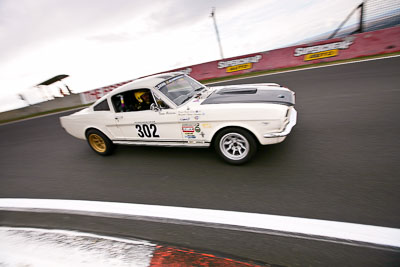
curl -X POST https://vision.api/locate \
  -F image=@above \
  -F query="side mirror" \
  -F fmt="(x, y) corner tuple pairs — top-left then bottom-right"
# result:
(150, 103), (160, 112)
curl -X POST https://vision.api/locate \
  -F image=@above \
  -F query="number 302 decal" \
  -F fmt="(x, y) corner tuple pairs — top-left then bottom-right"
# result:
(135, 124), (160, 138)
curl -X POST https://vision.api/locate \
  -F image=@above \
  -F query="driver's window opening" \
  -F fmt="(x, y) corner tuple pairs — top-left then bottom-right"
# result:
(111, 89), (155, 113)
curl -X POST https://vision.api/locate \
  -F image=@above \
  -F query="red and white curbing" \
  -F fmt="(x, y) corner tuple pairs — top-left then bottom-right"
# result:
(0, 227), (263, 267)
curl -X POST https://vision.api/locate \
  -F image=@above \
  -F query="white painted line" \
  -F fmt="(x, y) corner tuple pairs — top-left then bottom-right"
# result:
(0, 226), (156, 267)
(1, 198), (399, 250)
(205, 54), (400, 85)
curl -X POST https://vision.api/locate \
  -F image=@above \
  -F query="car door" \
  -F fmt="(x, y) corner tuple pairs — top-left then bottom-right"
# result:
(111, 88), (181, 142)
(91, 98), (124, 139)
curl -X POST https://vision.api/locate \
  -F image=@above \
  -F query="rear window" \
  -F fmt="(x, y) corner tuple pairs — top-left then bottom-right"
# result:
(93, 100), (110, 111)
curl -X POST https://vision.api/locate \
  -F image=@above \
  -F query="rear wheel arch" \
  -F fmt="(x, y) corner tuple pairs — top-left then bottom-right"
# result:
(85, 127), (113, 140)
(85, 128), (114, 156)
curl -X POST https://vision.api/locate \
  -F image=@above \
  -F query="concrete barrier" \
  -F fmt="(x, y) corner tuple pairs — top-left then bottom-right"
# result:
(79, 26), (400, 104)
(175, 26), (400, 81)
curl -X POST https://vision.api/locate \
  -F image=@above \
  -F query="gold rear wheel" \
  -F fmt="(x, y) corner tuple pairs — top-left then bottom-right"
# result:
(88, 134), (106, 153)
(86, 129), (114, 155)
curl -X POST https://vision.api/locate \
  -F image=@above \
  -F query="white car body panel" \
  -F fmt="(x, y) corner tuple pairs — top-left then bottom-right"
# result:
(60, 73), (297, 149)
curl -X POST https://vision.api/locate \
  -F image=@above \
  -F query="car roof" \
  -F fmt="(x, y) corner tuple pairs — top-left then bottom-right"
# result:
(110, 72), (184, 95)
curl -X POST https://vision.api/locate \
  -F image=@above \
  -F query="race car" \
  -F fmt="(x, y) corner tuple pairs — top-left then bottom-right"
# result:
(60, 72), (297, 164)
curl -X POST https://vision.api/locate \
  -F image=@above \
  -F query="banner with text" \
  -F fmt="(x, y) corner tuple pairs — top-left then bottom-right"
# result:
(80, 26), (400, 104)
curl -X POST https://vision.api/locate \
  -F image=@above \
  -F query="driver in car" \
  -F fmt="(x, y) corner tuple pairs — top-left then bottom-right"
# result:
(134, 91), (152, 110)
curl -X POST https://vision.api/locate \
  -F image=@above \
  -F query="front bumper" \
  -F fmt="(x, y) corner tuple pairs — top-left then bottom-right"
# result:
(263, 108), (297, 138)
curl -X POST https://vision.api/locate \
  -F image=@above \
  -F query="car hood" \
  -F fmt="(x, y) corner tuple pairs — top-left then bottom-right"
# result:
(201, 83), (295, 106)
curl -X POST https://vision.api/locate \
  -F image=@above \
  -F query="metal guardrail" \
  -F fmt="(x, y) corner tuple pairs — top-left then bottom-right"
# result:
(330, 0), (400, 39)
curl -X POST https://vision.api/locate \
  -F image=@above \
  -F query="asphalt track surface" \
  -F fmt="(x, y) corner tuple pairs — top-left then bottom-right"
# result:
(1, 57), (400, 266)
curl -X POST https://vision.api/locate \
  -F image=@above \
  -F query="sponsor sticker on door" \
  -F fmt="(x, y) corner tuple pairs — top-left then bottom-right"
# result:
(182, 125), (194, 133)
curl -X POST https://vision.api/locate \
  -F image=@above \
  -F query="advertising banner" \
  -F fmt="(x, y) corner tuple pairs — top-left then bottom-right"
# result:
(175, 26), (400, 81)
(80, 26), (400, 104)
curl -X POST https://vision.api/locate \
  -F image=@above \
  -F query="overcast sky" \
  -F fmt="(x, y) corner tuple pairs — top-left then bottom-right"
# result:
(0, 0), (362, 112)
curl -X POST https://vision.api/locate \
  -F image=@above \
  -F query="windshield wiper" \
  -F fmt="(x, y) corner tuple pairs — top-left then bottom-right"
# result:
(179, 87), (205, 105)
(180, 96), (193, 105)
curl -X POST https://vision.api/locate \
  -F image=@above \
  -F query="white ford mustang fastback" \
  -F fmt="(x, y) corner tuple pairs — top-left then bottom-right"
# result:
(60, 72), (297, 164)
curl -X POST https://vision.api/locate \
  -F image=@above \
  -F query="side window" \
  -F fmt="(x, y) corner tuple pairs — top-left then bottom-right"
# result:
(111, 94), (124, 113)
(111, 89), (155, 113)
(93, 100), (110, 111)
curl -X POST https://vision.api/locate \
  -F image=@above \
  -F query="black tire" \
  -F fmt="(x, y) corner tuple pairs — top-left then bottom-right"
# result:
(214, 127), (257, 165)
(85, 129), (114, 156)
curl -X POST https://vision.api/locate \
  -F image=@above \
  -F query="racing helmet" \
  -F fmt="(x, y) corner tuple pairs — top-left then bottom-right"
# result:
(134, 91), (146, 103)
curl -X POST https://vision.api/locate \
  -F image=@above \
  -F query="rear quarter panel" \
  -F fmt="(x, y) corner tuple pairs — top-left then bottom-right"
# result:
(60, 111), (115, 141)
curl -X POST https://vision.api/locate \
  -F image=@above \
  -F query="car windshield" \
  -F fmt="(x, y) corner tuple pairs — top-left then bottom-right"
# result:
(155, 75), (205, 106)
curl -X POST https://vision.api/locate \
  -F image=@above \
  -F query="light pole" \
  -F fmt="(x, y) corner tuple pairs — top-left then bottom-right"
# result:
(210, 7), (224, 59)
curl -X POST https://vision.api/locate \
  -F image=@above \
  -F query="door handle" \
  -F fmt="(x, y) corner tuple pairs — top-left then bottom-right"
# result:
(115, 115), (123, 120)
